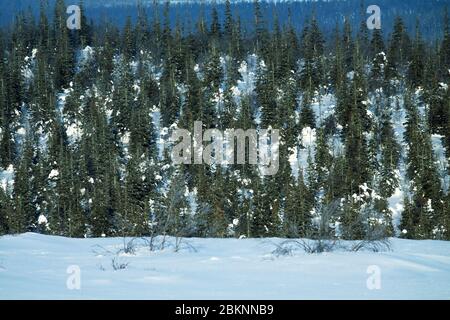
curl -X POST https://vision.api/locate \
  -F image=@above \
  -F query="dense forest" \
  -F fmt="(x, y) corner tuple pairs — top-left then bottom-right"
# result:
(0, 0), (449, 241)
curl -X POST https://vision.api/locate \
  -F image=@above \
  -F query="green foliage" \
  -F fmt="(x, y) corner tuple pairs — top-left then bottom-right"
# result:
(0, 1), (448, 242)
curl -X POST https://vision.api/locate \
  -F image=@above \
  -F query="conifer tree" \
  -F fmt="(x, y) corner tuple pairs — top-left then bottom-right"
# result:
(122, 16), (135, 62)
(386, 17), (411, 82)
(12, 137), (36, 233)
(66, 150), (87, 238)
(299, 16), (324, 100)
(53, 0), (75, 89)
(284, 170), (313, 237)
(402, 92), (444, 238)
(124, 150), (152, 236)
(331, 23), (345, 91)
(82, 96), (119, 237)
(224, 0), (233, 43)
(408, 21), (426, 88)
(256, 62), (277, 127)
(369, 28), (387, 90)
(342, 18), (354, 73)
(111, 57), (135, 134)
(440, 7), (450, 78)
(0, 186), (12, 235)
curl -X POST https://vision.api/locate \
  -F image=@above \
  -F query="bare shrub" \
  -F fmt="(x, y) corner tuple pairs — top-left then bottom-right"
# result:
(271, 239), (338, 257)
(92, 241), (134, 271)
(174, 236), (183, 253)
(314, 199), (342, 239)
(301, 239), (338, 253)
(350, 218), (393, 252)
(119, 237), (138, 255)
(175, 238), (197, 253)
(140, 236), (159, 252)
(271, 241), (295, 257)
(351, 238), (392, 252)
(141, 230), (160, 252)
(111, 257), (129, 270)
(270, 237), (390, 258)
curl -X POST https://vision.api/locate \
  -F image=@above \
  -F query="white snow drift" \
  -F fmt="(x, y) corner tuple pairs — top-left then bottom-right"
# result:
(0, 233), (449, 299)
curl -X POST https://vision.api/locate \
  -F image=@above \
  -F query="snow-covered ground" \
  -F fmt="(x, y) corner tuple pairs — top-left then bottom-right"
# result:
(0, 233), (449, 300)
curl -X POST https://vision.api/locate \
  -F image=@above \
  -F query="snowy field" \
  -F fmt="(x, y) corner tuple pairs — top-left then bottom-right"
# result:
(0, 233), (449, 300)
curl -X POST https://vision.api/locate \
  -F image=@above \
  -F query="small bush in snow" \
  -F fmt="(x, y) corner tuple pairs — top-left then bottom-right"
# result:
(271, 239), (338, 256)
(271, 242), (294, 257)
(111, 257), (129, 271)
(351, 238), (392, 252)
(302, 239), (338, 253)
(119, 237), (137, 255)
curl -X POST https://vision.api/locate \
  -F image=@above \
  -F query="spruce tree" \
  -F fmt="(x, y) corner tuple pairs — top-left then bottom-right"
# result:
(386, 17), (411, 82)
(0, 186), (12, 235)
(284, 170), (313, 238)
(402, 92), (444, 239)
(440, 7), (450, 78)
(408, 21), (425, 88)
(53, 0), (75, 89)
(12, 137), (36, 233)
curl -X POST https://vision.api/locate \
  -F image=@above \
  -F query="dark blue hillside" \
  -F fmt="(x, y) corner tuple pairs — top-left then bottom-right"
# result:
(0, 0), (448, 41)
